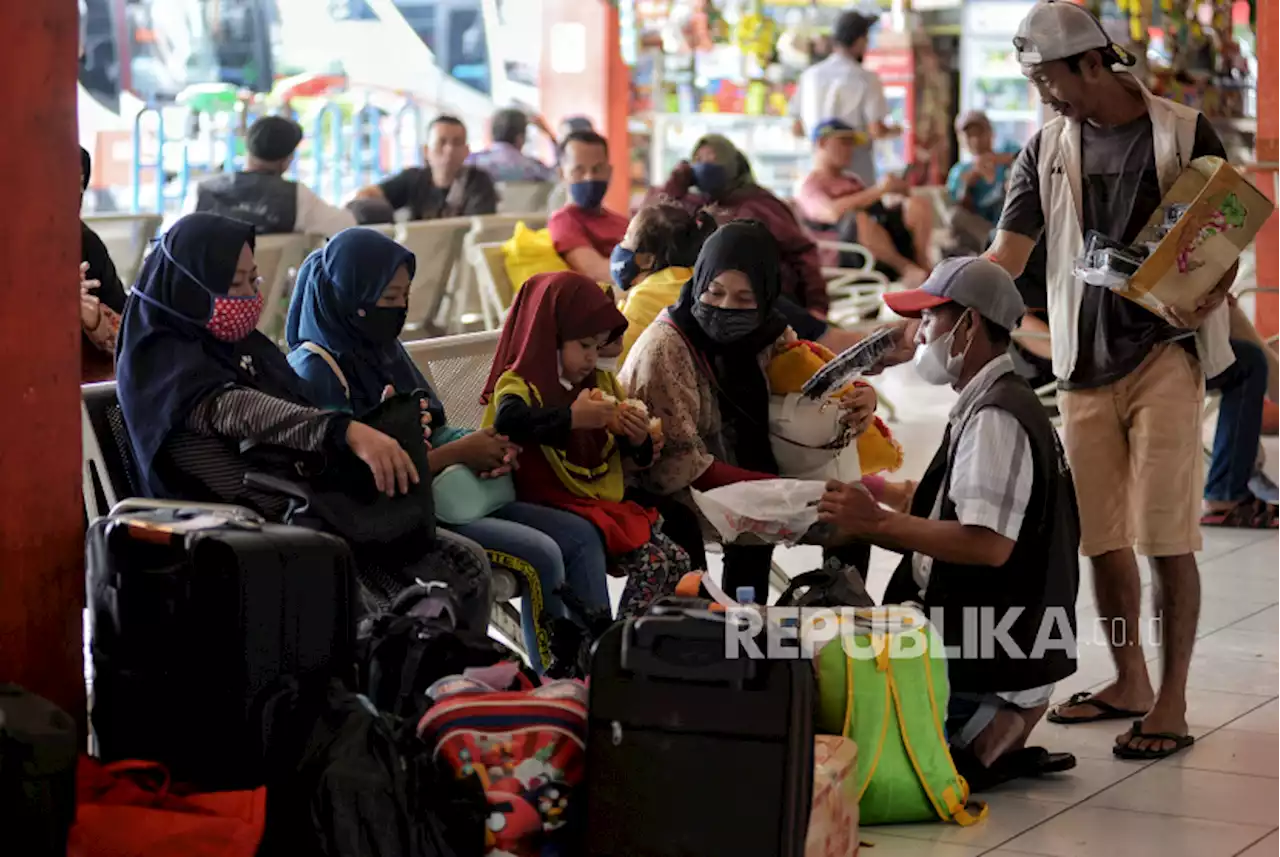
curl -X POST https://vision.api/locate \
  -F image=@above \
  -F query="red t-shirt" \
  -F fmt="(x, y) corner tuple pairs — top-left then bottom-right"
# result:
(549, 204), (630, 259)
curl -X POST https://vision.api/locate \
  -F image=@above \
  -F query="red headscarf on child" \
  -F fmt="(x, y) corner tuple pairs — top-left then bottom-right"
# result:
(482, 271), (627, 409)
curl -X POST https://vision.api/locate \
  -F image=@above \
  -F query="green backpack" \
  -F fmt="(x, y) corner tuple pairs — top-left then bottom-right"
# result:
(813, 607), (987, 827)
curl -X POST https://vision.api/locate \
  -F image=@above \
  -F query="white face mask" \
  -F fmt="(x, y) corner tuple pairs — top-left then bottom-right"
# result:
(913, 311), (971, 387)
(596, 357), (620, 373)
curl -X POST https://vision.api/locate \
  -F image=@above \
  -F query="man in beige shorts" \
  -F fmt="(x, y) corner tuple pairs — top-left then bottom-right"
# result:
(982, 2), (1236, 759)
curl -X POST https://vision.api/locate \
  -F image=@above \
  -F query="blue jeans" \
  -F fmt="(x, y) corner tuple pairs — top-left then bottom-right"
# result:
(1206, 338), (1268, 503)
(490, 502), (611, 615)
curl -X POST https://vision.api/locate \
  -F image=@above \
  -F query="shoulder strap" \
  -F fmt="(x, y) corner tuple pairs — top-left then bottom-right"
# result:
(301, 342), (351, 401)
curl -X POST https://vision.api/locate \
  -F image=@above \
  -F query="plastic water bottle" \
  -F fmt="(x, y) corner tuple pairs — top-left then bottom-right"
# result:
(735, 586), (756, 605)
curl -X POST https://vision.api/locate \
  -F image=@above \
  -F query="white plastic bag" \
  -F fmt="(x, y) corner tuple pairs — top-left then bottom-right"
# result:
(768, 393), (861, 482)
(692, 479), (828, 545)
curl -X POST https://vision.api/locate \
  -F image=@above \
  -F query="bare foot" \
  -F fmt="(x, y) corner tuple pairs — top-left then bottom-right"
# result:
(1048, 681), (1154, 723)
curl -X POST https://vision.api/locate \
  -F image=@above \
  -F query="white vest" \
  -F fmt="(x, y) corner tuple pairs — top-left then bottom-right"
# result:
(1037, 77), (1233, 382)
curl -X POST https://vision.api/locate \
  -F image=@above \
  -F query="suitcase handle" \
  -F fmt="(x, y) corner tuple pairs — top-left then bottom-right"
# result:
(110, 498), (264, 524)
(622, 615), (759, 685)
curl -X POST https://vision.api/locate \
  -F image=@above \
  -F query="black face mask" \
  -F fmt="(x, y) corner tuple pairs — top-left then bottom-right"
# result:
(691, 300), (760, 344)
(353, 306), (408, 343)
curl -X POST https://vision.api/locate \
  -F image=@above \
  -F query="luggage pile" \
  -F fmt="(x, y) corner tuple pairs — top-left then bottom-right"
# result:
(5, 503), (990, 856)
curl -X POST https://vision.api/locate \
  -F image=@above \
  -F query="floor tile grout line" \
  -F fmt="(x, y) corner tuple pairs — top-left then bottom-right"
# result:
(1230, 827), (1280, 857)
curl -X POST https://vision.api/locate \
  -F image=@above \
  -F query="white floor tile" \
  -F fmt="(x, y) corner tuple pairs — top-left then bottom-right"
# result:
(1195, 628), (1280, 663)
(1029, 718), (1159, 762)
(867, 796), (1066, 849)
(980, 756), (1145, 805)
(1182, 687), (1279, 731)
(1185, 653), (1280, 696)
(1231, 606), (1280, 635)
(853, 832), (988, 856)
(1226, 699), (1279, 734)
(1237, 830), (1280, 857)
(1170, 728), (1279, 778)
(999, 805), (1272, 857)
(1084, 765), (1280, 827)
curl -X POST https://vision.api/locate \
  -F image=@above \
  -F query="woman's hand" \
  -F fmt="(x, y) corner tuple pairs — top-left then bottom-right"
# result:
(616, 406), (650, 446)
(346, 422), (420, 496)
(80, 262), (103, 331)
(455, 427), (511, 473)
(570, 389), (617, 430)
(838, 384), (878, 436)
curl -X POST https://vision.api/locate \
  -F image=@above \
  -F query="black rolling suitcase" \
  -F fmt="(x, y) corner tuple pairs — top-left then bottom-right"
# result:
(87, 500), (357, 791)
(0, 685), (77, 857)
(584, 602), (815, 857)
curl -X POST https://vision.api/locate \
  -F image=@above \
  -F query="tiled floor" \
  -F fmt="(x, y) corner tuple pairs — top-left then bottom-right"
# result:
(630, 360), (1279, 857)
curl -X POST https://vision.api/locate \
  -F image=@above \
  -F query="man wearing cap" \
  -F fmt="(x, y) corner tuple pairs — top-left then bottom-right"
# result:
(819, 257), (1081, 790)
(184, 115), (356, 237)
(984, 1), (1233, 759)
(795, 118), (932, 287)
(947, 110), (1021, 227)
(790, 10), (901, 185)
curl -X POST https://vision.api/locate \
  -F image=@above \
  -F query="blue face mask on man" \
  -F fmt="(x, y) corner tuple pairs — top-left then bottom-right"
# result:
(610, 244), (643, 291)
(569, 179), (609, 210)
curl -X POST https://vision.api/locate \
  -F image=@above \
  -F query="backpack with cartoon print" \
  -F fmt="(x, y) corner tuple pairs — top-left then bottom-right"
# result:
(417, 674), (587, 857)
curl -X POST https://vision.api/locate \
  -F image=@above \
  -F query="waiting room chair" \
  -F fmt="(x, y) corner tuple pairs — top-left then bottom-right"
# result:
(496, 182), (555, 215)
(83, 213), (164, 288)
(404, 330), (502, 431)
(254, 233), (316, 344)
(394, 217), (473, 338)
(466, 242), (516, 331)
(439, 214), (550, 335)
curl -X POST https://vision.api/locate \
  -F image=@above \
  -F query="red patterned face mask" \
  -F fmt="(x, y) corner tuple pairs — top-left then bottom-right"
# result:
(206, 293), (264, 342)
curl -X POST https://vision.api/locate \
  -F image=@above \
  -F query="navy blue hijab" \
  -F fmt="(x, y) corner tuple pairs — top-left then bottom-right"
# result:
(116, 212), (315, 496)
(285, 227), (443, 420)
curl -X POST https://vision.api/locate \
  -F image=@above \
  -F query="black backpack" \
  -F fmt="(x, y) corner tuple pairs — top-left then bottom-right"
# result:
(775, 560), (874, 609)
(0, 685), (77, 857)
(258, 678), (477, 857)
(356, 583), (513, 721)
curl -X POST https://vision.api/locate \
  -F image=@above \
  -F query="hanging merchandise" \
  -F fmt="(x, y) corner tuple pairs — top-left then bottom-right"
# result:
(733, 0), (779, 68)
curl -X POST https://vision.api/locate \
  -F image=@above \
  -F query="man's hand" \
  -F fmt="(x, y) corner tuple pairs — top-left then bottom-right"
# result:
(838, 384), (877, 436)
(817, 479), (889, 537)
(862, 319), (920, 376)
(879, 174), (911, 196)
(1162, 261), (1237, 330)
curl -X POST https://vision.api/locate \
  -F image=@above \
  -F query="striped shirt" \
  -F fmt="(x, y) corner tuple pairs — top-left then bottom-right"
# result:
(913, 354), (1034, 590)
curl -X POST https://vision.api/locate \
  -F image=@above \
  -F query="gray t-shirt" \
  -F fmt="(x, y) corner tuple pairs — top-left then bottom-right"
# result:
(999, 112), (1226, 389)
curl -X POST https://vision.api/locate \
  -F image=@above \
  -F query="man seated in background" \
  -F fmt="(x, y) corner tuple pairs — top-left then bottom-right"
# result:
(794, 119), (933, 288)
(466, 108), (556, 183)
(183, 116), (355, 237)
(547, 130), (629, 284)
(354, 114), (497, 221)
(946, 111), (1020, 254)
(548, 116), (597, 211)
(819, 257), (1079, 792)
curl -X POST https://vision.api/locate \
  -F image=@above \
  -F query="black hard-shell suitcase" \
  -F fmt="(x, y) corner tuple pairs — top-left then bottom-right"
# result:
(0, 685), (77, 857)
(87, 501), (356, 790)
(584, 603), (815, 857)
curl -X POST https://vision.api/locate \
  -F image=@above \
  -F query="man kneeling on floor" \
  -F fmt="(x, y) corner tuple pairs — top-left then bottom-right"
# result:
(818, 257), (1080, 791)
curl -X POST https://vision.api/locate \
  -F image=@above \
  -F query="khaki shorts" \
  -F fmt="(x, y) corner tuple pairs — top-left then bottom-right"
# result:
(1059, 343), (1205, 558)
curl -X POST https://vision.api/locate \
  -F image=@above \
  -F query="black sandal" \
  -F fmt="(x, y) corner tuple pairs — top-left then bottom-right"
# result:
(1047, 691), (1150, 724)
(1113, 721), (1195, 760)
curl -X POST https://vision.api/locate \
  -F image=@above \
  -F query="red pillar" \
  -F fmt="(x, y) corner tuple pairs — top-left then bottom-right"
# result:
(0, 1), (86, 723)
(538, 0), (631, 215)
(1254, 0), (1278, 339)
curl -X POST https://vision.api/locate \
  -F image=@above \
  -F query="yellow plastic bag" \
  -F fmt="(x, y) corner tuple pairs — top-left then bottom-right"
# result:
(501, 222), (569, 294)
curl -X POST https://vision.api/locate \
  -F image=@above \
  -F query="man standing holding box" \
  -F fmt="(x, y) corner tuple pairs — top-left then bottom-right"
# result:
(984, 0), (1234, 759)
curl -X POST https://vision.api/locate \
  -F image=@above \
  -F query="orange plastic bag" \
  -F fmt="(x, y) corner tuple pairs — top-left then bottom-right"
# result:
(68, 758), (266, 857)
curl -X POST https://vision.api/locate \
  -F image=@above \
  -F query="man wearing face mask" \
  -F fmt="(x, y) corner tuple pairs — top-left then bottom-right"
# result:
(818, 257), (1080, 791)
(547, 130), (629, 284)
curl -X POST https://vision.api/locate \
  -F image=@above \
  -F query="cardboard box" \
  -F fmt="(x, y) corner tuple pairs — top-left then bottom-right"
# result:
(806, 735), (860, 857)
(1114, 156), (1275, 315)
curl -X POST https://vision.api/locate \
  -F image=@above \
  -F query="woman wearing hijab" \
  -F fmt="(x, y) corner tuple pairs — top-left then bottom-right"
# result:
(659, 134), (829, 320)
(285, 227), (607, 669)
(116, 212), (490, 609)
(482, 271), (691, 617)
(80, 146), (128, 382)
(621, 220), (875, 598)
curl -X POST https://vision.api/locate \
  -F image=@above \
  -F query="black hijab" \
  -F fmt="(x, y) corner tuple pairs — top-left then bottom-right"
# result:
(116, 212), (316, 497)
(667, 219), (788, 474)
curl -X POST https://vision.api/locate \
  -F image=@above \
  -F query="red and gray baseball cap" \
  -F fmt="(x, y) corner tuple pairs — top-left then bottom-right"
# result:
(883, 257), (1026, 332)
(1013, 1), (1136, 68)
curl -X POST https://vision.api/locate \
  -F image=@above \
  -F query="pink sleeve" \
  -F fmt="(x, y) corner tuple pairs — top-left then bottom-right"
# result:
(548, 210), (591, 256)
(793, 175), (831, 220)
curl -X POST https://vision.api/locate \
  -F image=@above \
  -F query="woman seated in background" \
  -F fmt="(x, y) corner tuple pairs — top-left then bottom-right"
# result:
(620, 220), (876, 600)
(285, 227), (610, 669)
(80, 146), (127, 382)
(657, 136), (865, 351)
(115, 213), (491, 609)
(483, 271), (691, 617)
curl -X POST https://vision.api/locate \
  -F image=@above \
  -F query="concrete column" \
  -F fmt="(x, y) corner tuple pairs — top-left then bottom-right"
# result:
(0, 0), (86, 724)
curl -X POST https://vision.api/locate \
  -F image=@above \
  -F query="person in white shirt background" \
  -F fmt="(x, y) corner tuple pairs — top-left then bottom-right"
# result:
(791, 10), (902, 185)
(183, 115), (356, 238)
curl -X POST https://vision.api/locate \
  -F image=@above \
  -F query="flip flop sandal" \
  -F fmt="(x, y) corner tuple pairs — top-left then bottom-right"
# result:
(1201, 499), (1279, 529)
(1113, 721), (1195, 760)
(1047, 691), (1149, 724)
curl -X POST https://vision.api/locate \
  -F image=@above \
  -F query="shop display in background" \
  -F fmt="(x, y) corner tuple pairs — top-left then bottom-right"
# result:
(959, 1), (1039, 151)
